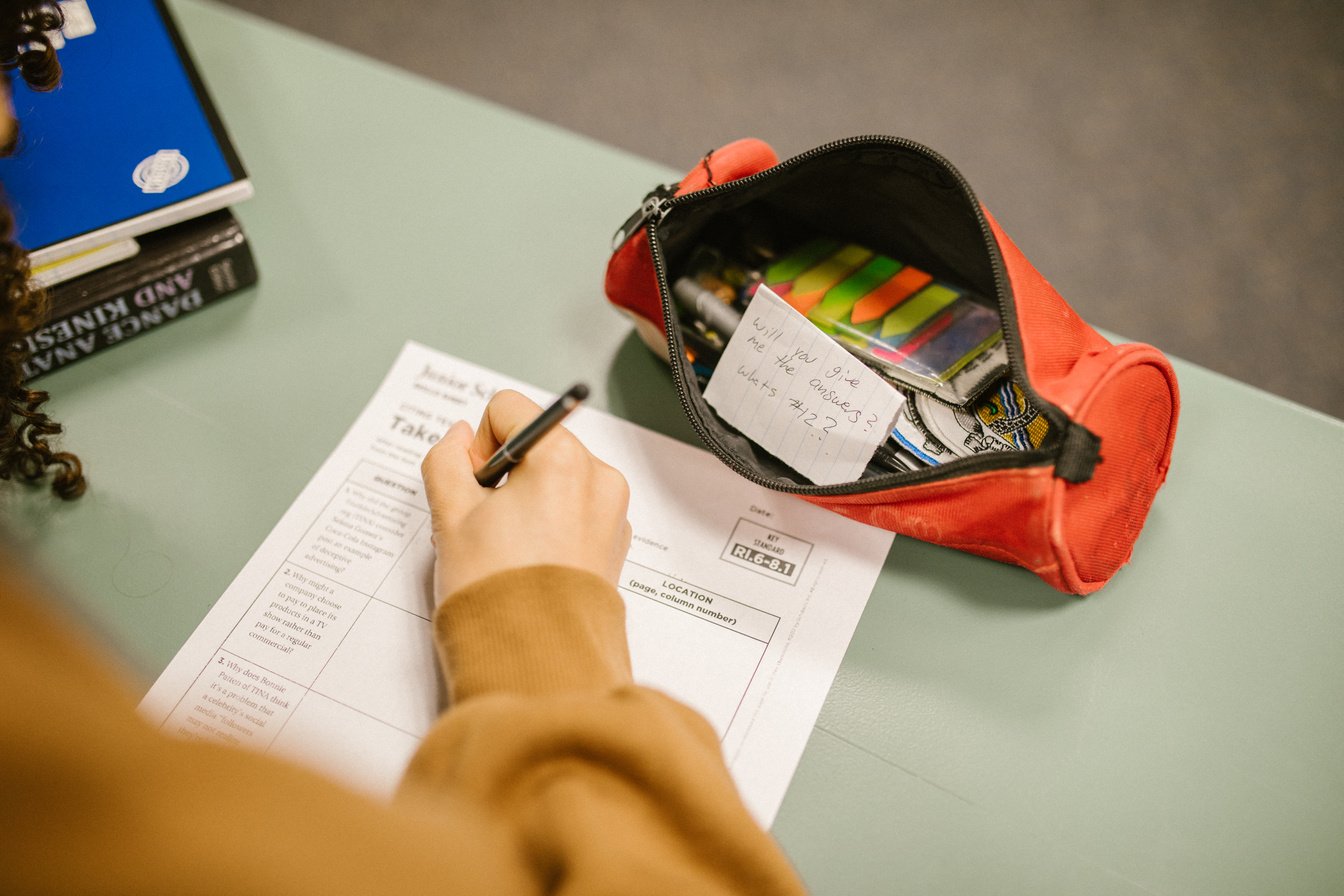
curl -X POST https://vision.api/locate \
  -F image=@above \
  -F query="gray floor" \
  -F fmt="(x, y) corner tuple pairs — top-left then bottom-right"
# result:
(215, 0), (1344, 419)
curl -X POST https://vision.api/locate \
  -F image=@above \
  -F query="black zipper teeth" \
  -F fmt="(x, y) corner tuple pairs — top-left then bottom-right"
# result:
(645, 134), (1064, 497)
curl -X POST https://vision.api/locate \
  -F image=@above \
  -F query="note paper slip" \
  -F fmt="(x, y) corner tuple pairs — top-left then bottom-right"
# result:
(702, 285), (907, 485)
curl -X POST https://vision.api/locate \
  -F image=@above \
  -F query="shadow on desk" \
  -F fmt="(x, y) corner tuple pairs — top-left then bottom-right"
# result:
(603, 332), (701, 448)
(882, 536), (1072, 613)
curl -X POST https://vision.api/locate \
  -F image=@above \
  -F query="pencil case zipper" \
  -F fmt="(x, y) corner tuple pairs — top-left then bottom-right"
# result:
(618, 135), (1101, 497)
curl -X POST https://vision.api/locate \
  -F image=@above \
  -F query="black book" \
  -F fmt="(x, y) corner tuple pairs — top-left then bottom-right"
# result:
(21, 209), (258, 380)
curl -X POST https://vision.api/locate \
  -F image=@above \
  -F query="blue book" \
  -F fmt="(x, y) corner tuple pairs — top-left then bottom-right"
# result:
(0, 0), (252, 267)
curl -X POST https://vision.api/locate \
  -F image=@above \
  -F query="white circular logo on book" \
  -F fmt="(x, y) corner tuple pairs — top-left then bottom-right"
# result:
(133, 149), (190, 194)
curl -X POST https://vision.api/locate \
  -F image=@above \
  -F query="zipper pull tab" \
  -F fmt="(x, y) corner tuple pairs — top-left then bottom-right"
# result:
(611, 184), (675, 251)
(1054, 421), (1101, 484)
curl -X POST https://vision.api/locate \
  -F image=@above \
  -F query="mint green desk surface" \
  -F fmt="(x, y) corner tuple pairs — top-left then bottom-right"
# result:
(4, 2), (1343, 893)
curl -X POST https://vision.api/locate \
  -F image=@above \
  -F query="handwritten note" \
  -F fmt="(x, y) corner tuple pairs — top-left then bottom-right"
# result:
(702, 285), (906, 485)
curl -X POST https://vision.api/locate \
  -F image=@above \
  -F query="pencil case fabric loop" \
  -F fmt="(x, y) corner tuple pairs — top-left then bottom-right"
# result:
(604, 136), (1179, 595)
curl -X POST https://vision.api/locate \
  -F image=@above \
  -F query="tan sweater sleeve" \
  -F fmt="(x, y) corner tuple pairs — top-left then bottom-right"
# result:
(0, 562), (807, 895)
(399, 565), (807, 894)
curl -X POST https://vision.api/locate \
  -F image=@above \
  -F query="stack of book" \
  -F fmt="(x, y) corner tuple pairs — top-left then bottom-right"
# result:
(2, 0), (257, 379)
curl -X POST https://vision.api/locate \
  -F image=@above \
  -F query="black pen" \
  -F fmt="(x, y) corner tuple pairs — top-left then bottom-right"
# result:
(474, 383), (590, 487)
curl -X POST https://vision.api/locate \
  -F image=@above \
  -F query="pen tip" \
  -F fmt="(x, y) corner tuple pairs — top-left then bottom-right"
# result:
(568, 383), (590, 401)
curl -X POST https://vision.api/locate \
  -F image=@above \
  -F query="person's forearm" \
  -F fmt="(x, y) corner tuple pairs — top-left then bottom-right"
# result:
(399, 565), (807, 895)
(432, 565), (634, 701)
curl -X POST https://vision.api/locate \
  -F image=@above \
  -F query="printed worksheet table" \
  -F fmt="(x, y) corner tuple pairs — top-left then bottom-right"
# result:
(143, 342), (895, 824)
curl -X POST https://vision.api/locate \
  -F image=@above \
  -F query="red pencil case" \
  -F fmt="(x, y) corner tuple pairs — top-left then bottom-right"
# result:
(604, 137), (1179, 594)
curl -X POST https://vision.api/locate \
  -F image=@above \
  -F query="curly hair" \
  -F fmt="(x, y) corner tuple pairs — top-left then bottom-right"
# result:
(0, 1), (62, 89)
(0, 1), (85, 500)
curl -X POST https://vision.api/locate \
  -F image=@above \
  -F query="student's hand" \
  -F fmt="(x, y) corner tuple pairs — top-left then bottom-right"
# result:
(421, 390), (632, 600)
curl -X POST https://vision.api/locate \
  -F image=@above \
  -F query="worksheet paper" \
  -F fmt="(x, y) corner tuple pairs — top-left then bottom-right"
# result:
(139, 341), (894, 825)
